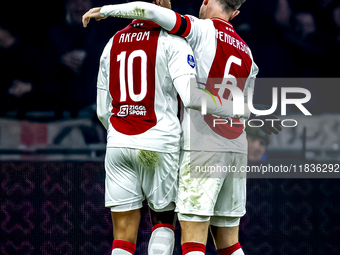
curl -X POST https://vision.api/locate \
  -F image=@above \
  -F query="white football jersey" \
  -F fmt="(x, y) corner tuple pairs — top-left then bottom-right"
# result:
(169, 16), (259, 154)
(100, 3), (259, 154)
(97, 20), (196, 153)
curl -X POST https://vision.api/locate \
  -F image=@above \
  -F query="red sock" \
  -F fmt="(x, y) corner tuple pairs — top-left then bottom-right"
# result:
(112, 240), (136, 254)
(182, 242), (206, 255)
(218, 242), (242, 255)
(152, 223), (175, 232)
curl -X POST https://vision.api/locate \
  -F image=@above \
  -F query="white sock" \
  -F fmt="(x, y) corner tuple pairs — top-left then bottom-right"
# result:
(112, 248), (133, 255)
(148, 224), (175, 255)
(231, 249), (244, 255)
(186, 252), (205, 255)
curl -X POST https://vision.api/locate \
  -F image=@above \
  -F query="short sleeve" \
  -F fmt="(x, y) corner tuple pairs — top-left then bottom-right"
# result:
(169, 14), (212, 53)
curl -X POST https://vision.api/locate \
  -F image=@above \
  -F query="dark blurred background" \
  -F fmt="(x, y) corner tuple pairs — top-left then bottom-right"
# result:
(0, 1), (339, 255)
(0, 0), (338, 119)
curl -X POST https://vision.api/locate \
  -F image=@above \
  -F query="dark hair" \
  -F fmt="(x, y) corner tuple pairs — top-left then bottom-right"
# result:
(217, 0), (246, 11)
(127, 0), (153, 2)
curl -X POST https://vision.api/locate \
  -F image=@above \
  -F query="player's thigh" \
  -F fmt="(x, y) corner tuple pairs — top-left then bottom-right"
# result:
(214, 153), (247, 219)
(176, 151), (226, 216)
(138, 150), (180, 212)
(105, 147), (144, 212)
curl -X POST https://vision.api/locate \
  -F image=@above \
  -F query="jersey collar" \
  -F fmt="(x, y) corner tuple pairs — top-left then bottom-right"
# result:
(211, 17), (233, 28)
(131, 19), (161, 29)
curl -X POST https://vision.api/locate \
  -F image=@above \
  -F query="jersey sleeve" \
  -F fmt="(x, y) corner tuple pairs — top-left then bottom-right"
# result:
(166, 35), (196, 81)
(97, 37), (113, 130)
(243, 52), (259, 105)
(100, 2), (208, 51)
(100, 2), (176, 31)
(168, 14), (210, 51)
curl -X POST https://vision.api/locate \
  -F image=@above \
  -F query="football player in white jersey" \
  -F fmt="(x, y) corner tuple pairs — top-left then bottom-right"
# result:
(85, 1), (252, 254)
(83, 1), (282, 255)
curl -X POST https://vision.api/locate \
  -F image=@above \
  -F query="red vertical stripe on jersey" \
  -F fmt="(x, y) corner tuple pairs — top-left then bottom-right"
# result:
(109, 21), (161, 136)
(204, 19), (252, 140)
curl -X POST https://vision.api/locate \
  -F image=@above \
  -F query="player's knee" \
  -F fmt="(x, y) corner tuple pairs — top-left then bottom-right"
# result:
(210, 216), (240, 227)
(111, 209), (141, 240)
(177, 213), (210, 222)
(149, 202), (176, 225)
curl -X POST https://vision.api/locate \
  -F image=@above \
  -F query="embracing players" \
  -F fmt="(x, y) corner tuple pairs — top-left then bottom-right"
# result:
(87, 1), (253, 254)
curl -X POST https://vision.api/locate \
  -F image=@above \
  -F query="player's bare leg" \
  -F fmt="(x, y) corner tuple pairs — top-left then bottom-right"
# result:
(211, 226), (245, 255)
(148, 207), (176, 255)
(179, 220), (210, 255)
(180, 220), (210, 244)
(111, 209), (141, 254)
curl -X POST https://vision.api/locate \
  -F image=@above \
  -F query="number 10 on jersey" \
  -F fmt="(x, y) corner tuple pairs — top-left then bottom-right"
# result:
(117, 50), (148, 102)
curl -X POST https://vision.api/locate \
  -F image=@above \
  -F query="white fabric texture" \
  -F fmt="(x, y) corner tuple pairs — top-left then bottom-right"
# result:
(111, 248), (133, 255)
(148, 227), (175, 255)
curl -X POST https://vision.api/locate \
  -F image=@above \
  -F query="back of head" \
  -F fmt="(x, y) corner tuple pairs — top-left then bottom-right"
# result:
(127, 0), (153, 2)
(217, 0), (246, 12)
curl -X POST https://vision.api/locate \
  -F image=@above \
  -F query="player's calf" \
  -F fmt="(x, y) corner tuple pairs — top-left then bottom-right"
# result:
(217, 242), (244, 255)
(210, 224), (244, 255)
(148, 223), (175, 255)
(148, 206), (176, 255)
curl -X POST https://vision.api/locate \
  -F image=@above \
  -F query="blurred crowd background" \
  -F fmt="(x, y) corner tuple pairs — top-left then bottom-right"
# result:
(1, 3), (339, 254)
(0, 0), (338, 119)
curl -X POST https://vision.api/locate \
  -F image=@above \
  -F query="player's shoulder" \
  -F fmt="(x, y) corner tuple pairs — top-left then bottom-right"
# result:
(159, 29), (190, 48)
(185, 15), (215, 40)
(187, 15), (213, 26)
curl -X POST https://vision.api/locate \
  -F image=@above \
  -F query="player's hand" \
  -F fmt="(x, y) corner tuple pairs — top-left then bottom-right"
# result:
(250, 104), (282, 135)
(8, 79), (32, 98)
(61, 50), (87, 74)
(82, 7), (107, 28)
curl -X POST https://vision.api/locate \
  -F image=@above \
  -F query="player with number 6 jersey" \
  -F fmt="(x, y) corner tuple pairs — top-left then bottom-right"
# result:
(85, 1), (258, 254)
(92, 1), (252, 254)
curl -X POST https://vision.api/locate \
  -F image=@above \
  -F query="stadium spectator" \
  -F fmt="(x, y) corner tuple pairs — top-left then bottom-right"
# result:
(45, 0), (105, 117)
(246, 126), (270, 162)
(0, 25), (41, 118)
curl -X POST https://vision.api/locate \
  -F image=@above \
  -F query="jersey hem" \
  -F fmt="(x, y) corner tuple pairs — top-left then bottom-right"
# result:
(180, 148), (247, 155)
(106, 143), (180, 153)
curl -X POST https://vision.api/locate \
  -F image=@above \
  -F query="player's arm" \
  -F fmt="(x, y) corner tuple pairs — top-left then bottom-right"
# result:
(96, 38), (113, 130)
(174, 75), (250, 119)
(168, 37), (250, 119)
(83, 2), (189, 35)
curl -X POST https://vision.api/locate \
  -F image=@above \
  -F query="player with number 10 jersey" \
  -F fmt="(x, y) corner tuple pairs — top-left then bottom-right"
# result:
(98, 2), (259, 254)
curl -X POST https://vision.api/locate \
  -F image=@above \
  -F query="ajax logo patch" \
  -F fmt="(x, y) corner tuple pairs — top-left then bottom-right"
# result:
(187, 55), (195, 68)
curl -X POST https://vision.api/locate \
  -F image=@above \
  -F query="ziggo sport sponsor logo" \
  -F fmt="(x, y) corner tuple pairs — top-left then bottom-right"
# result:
(117, 105), (147, 117)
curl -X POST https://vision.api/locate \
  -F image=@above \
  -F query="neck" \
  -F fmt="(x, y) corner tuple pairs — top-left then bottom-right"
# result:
(206, 1), (231, 21)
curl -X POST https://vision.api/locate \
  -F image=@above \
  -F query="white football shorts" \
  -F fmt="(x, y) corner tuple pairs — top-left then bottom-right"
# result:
(176, 151), (247, 227)
(105, 147), (179, 212)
